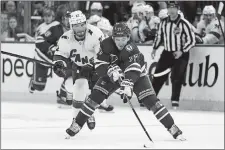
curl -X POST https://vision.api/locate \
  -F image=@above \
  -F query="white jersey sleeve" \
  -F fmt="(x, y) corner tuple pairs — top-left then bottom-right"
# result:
(138, 20), (148, 42)
(203, 18), (224, 44)
(90, 24), (105, 56)
(54, 30), (72, 60)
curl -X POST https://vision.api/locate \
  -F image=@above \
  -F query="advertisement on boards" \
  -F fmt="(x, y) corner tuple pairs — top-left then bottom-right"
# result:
(1, 43), (224, 102)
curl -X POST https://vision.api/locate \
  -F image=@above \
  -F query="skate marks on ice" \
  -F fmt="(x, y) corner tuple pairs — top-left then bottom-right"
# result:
(1, 102), (224, 149)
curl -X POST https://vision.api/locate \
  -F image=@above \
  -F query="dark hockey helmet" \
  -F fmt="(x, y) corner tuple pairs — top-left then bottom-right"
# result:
(167, 1), (179, 8)
(112, 22), (131, 37)
(56, 4), (71, 21)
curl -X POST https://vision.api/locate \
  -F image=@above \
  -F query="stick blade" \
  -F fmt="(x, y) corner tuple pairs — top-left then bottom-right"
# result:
(218, 2), (224, 15)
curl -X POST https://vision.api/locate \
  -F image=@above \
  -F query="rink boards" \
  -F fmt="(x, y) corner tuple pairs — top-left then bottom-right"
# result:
(1, 42), (224, 111)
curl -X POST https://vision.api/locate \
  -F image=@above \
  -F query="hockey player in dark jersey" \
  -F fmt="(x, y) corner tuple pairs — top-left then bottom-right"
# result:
(28, 7), (74, 106)
(63, 22), (186, 141)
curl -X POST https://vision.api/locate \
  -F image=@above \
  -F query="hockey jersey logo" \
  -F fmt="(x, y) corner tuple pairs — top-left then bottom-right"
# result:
(125, 45), (133, 52)
(69, 49), (90, 65)
(109, 54), (118, 64)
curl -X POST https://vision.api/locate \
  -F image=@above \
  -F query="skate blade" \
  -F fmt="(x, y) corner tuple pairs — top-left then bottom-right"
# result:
(57, 104), (72, 109)
(176, 135), (187, 141)
(65, 135), (71, 139)
(98, 109), (115, 113)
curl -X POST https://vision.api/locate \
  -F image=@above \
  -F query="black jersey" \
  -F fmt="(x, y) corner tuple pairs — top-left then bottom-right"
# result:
(95, 37), (147, 83)
(35, 21), (64, 63)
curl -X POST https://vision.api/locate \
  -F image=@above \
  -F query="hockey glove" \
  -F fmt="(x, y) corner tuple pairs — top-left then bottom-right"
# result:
(47, 45), (58, 57)
(53, 61), (67, 77)
(195, 33), (204, 44)
(120, 79), (134, 103)
(107, 64), (123, 83)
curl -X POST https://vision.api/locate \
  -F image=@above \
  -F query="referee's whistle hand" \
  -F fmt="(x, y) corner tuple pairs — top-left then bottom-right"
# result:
(151, 49), (156, 59)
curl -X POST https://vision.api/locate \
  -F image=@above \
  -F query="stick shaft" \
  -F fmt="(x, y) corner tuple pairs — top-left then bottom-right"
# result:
(1, 50), (54, 67)
(126, 96), (153, 142)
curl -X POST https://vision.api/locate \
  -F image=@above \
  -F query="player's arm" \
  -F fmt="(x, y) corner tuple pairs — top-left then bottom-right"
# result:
(35, 23), (64, 63)
(123, 44), (144, 84)
(120, 44), (144, 102)
(202, 21), (223, 44)
(94, 43), (110, 77)
(182, 20), (196, 52)
(53, 35), (71, 77)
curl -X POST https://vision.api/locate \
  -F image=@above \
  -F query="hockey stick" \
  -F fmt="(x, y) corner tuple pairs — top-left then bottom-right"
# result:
(1, 50), (54, 67)
(217, 2), (225, 39)
(124, 95), (154, 146)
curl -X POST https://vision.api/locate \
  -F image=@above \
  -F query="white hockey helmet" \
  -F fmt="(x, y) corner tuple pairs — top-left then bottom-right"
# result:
(88, 14), (101, 25)
(144, 5), (154, 13)
(203, 5), (216, 14)
(158, 9), (168, 19)
(69, 10), (86, 25)
(97, 19), (113, 31)
(131, 3), (145, 14)
(90, 2), (103, 10)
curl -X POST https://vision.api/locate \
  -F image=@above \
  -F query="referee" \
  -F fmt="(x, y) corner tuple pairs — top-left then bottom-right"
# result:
(151, 1), (196, 109)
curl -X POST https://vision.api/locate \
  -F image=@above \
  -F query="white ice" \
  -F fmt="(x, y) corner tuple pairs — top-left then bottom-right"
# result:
(1, 101), (224, 149)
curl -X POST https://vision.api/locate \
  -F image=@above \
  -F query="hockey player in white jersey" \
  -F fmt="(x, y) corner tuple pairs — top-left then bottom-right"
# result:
(196, 5), (224, 44)
(97, 19), (113, 38)
(88, 15), (113, 38)
(139, 4), (160, 44)
(158, 8), (168, 20)
(53, 10), (110, 129)
(127, 2), (146, 43)
(88, 2), (112, 27)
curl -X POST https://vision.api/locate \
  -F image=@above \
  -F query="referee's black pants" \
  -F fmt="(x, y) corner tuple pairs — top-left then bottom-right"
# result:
(152, 50), (189, 107)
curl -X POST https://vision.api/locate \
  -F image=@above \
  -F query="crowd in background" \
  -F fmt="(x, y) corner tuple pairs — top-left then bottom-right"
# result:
(1, 1), (224, 44)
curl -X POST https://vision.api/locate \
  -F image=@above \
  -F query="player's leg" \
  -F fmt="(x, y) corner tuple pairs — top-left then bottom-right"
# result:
(151, 50), (174, 95)
(133, 75), (185, 140)
(56, 62), (73, 107)
(170, 52), (189, 109)
(29, 62), (49, 93)
(90, 72), (114, 112)
(66, 76), (119, 137)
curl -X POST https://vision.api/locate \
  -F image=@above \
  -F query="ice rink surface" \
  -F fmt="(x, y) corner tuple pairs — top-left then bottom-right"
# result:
(1, 101), (224, 149)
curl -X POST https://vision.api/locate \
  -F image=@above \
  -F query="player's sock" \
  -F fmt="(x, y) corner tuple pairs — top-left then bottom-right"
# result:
(148, 101), (185, 140)
(75, 96), (99, 128)
(151, 101), (174, 129)
(72, 100), (83, 117)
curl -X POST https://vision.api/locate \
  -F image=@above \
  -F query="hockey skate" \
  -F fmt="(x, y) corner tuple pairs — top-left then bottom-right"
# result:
(56, 91), (72, 109)
(172, 101), (179, 110)
(28, 79), (35, 93)
(98, 104), (114, 112)
(65, 118), (81, 139)
(98, 99), (114, 113)
(86, 115), (95, 130)
(168, 124), (186, 141)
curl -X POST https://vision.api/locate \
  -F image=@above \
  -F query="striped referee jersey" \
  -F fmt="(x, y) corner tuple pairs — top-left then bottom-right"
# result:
(153, 14), (196, 52)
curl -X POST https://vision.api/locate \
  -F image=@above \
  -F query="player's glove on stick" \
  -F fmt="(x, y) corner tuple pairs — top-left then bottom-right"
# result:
(107, 64), (123, 83)
(120, 79), (134, 103)
(53, 61), (67, 78)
